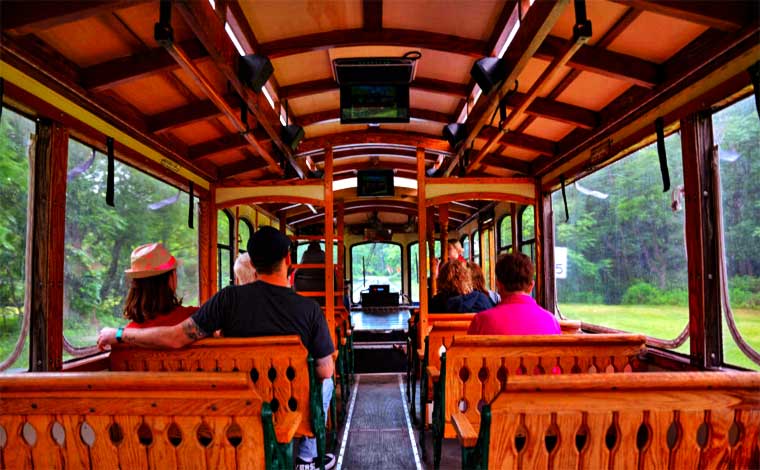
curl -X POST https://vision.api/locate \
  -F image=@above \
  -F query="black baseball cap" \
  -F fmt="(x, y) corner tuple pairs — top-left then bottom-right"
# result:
(247, 226), (291, 267)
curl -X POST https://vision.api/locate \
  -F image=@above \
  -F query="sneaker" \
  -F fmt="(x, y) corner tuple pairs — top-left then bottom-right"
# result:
(295, 453), (336, 470)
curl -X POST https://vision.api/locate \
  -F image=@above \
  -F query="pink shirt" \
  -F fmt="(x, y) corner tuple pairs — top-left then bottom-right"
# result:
(467, 293), (561, 335)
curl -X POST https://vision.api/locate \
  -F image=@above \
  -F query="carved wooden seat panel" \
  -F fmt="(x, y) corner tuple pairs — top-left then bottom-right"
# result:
(443, 334), (647, 438)
(0, 372), (280, 469)
(109, 336), (314, 438)
(460, 371), (760, 469)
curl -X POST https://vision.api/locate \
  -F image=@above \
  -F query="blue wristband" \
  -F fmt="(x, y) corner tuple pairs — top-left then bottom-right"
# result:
(115, 327), (124, 343)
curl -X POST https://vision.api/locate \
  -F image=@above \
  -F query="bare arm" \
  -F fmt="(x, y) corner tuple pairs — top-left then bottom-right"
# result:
(97, 317), (207, 350)
(315, 354), (335, 379)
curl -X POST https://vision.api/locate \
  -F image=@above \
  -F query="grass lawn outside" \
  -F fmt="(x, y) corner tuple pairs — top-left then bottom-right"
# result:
(560, 303), (760, 371)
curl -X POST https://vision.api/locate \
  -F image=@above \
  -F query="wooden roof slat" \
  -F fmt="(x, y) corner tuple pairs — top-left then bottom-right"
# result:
(0, 0), (150, 35)
(481, 154), (533, 174)
(540, 26), (760, 177)
(81, 39), (209, 92)
(298, 108), (451, 126)
(506, 92), (599, 129)
(257, 28), (488, 59)
(536, 35), (660, 88)
(444, 0), (569, 176)
(147, 96), (234, 133)
(218, 157), (269, 179)
(175, 1), (303, 177)
(187, 131), (271, 162)
(479, 128), (557, 155)
(609, 0), (753, 33)
(297, 130), (452, 154)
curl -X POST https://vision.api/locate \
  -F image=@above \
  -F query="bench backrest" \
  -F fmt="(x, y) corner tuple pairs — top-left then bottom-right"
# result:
(485, 371), (760, 469)
(109, 336), (314, 437)
(444, 334), (647, 433)
(0, 372), (267, 469)
(429, 313), (475, 324)
(425, 320), (472, 373)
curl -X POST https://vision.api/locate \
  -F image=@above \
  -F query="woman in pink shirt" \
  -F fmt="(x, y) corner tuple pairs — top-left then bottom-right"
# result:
(467, 252), (560, 335)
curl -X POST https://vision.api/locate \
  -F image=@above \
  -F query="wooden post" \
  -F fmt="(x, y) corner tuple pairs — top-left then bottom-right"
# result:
(279, 213), (287, 233)
(198, 185), (217, 302)
(233, 206), (240, 258)
(536, 189), (556, 313)
(439, 204), (449, 263)
(324, 146), (335, 346)
(336, 201), (345, 299)
(681, 113), (721, 368)
(487, 225), (497, 291)
(29, 119), (68, 372)
(417, 147), (428, 345)
(427, 206), (437, 295)
(510, 203), (519, 253)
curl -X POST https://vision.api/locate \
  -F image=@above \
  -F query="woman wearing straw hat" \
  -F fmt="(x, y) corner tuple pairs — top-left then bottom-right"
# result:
(122, 242), (197, 328)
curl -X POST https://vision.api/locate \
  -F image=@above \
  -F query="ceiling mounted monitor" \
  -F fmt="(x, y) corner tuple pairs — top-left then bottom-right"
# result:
(357, 169), (395, 197)
(333, 57), (417, 84)
(340, 84), (410, 124)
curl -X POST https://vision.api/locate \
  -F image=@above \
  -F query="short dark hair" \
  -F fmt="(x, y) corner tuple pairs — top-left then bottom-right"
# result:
(495, 252), (534, 292)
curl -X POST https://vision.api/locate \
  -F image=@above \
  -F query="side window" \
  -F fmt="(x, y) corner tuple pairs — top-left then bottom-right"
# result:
(238, 218), (253, 253)
(460, 234), (470, 260)
(498, 214), (513, 253)
(0, 108), (35, 372)
(519, 206), (535, 261)
(472, 230), (480, 265)
(217, 210), (233, 290)
(64, 138), (199, 354)
(552, 133), (687, 345)
(408, 240), (440, 303)
(714, 96), (760, 370)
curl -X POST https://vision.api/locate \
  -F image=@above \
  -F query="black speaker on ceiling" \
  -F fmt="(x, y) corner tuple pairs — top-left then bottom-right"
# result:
(470, 57), (507, 96)
(442, 123), (467, 148)
(281, 124), (305, 151)
(238, 54), (273, 91)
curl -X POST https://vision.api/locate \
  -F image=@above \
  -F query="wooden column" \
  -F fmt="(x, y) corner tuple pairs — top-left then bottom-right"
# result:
(416, 147), (428, 344)
(439, 204), (449, 263)
(29, 119), (68, 371)
(536, 189), (556, 313)
(681, 112), (721, 369)
(336, 201), (345, 298)
(198, 185), (217, 302)
(233, 207), (240, 257)
(487, 225), (497, 291)
(324, 146), (335, 345)
(279, 213), (287, 233)
(427, 206), (437, 295)
(510, 203), (519, 253)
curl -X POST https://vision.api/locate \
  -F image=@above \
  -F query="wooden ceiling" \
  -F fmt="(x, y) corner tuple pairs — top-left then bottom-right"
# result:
(1, 0), (757, 228)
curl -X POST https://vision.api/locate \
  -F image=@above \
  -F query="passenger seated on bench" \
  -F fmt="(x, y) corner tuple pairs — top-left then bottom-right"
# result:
(468, 252), (560, 335)
(294, 241), (327, 306)
(233, 252), (256, 285)
(467, 260), (501, 305)
(98, 227), (337, 470)
(429, 260), (494, 313)
(122, 243), (198, 329)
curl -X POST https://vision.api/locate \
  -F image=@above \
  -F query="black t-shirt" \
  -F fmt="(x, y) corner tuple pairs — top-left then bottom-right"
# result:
(192, 280), (335, 359)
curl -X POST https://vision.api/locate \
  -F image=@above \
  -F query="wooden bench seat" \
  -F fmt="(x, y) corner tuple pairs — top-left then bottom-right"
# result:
(109, 336), (333, 469)
(0, 371), (300, 469)
(454, 371), (760, 469)
(430, 334), (648, 468)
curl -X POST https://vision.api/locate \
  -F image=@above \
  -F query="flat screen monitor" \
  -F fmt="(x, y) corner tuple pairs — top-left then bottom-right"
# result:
(340, 84), (410, 123)
(357, 169), (394, 197)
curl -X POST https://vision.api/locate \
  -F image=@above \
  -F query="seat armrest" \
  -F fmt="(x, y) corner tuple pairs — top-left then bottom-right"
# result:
(341, 337), (347, 346)
(417, 348), (425, 361)
(275, 412), (303, 444)
(452, 411), (478, 447)
(427, 366), (440, 382)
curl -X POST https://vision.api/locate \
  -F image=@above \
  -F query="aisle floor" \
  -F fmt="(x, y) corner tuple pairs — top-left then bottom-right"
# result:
(335, 374), (461, 470)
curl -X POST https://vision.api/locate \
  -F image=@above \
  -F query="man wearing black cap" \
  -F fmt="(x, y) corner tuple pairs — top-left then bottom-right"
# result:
(97, 226), (336, 469)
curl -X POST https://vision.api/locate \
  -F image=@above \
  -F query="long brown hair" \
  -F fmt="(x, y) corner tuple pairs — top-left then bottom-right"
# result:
(123, 270), (180, 323)
(467, 261), (489, 295)
(437, 261), (472, 296)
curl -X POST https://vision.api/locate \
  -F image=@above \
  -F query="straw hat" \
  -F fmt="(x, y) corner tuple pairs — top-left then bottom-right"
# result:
(125, 243), (177, 279)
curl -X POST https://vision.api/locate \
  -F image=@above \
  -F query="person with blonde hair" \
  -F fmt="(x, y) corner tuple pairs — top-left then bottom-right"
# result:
(429, 260), (493, 313)
(122, 243), (197, 329)
(234, 252), (256, 285)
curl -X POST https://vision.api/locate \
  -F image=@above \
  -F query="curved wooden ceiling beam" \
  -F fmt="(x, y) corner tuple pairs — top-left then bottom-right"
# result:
(257, 28), (488, 59)
(298, 108), (451, 127)
(289, 205), (465, 226)
(297, 130), (452, 154)
(1, 0), (150, 35)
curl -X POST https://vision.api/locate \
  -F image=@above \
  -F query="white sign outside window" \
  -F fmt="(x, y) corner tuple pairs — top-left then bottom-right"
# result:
(555, 246), (568, 279)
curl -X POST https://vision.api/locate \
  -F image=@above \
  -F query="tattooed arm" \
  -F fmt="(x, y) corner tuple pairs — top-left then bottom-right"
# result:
(97, 317), (207, 350)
